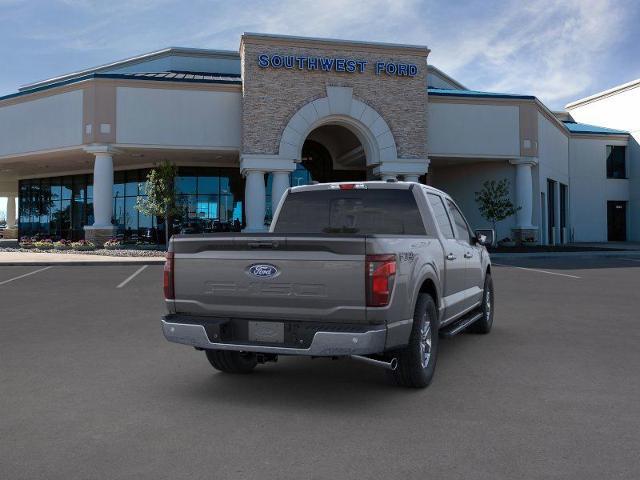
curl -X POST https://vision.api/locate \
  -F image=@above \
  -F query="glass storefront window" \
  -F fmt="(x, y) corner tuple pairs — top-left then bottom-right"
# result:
(18, 166), (245, 241)
(62, 177), (73, 200)
(198, 176), (218, 195)
(113, 196), (125, 231)
(124, 197), (137, 232)
(87, 175), (93, 200)
(176, 175), (197, 194)
(125, 172), (139, 197)
(113, 171), (125, 199)
(265, 163), (313, 223)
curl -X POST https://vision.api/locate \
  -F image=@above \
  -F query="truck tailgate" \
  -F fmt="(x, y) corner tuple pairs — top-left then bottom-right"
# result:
(172, 234), (367, 323)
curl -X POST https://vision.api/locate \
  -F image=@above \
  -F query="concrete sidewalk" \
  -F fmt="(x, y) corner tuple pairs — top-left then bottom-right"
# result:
(491, 250), (640, 260)
(0, 251), (165, 266)
(568, 242), (640, 251)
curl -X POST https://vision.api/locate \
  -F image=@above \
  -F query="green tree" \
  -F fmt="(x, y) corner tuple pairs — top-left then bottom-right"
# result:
(136, 161), (181, 247)
(474, 179), (520, 235)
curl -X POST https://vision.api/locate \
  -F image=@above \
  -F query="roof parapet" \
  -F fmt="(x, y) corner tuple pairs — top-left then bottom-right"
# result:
(565, 78), (640, 109)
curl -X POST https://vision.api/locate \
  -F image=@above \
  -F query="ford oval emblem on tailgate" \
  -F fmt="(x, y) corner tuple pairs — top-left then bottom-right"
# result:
(247, 264), (279, 279)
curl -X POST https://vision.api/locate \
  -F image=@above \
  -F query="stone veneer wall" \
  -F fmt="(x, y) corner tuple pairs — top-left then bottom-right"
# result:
(241, 37), (428, 160)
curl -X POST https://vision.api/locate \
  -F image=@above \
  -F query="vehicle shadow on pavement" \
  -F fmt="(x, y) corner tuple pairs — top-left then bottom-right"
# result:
(161, 334), (483, 411)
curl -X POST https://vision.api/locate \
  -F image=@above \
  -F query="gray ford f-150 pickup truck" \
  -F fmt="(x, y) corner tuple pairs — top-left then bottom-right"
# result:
(162, 181), (494, 388)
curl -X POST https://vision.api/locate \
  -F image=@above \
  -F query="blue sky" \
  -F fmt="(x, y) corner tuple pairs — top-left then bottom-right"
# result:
(1, 0), (639, 218)
(1, 0), (639, 109)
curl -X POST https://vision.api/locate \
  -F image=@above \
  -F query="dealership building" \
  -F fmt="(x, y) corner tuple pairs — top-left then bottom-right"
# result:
(0, 33), (637, 244)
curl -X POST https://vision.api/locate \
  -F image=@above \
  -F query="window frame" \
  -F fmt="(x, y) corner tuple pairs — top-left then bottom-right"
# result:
(445, 198), (474, 244)
(426, 192), (455, 240)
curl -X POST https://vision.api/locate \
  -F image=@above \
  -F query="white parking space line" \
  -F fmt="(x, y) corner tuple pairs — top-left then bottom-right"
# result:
(0, 266), (53, 286)
(116, 265), (148, 289)
(492, 263), (581, 279)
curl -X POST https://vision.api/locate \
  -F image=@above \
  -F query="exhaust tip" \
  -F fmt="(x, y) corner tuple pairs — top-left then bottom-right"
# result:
(389, 358), (398, 371)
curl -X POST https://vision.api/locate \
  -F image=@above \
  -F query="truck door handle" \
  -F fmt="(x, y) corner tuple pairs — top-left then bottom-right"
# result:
(446, 253), (456, 261)
(464, 252), (473, 259)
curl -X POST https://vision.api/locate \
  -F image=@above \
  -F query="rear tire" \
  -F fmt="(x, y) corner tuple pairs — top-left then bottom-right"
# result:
(205, 350), (258, 374)
(389, 293), (439, 388)
(469, 273), (494, 334)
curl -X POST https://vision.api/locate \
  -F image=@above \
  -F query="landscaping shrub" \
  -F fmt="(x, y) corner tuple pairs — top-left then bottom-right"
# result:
(70, 240), (96, 251)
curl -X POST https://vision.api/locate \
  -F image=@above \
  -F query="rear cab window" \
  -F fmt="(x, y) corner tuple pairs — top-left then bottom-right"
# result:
(273, 188), (426, 235)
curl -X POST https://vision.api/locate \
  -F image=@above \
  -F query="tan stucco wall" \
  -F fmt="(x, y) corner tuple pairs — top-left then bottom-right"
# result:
(240, 35), (428, 160)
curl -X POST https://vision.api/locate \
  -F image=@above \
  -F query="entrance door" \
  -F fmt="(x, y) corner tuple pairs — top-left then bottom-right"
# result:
(607, 201), (627, 241)
(560, 183), (568, 243)
(547, 179), (556, 244)
(541, 193), (547, 244)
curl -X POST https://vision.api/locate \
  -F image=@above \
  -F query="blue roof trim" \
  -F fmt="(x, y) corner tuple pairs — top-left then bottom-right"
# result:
(428, 87), (535, 100)
(0, 72), (242, 102)
(562, 121), (628, 135)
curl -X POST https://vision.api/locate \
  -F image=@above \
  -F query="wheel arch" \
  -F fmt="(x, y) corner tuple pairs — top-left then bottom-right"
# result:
(413, 269), (442, 320)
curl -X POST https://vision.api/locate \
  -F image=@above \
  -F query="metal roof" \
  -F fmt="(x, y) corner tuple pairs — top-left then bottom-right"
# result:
(19, 47), (240, 92)
(428, 87), (535, 100)
(0, 71), (241, 103)
(121, 71), (241, 82)
(562, 121), (628, 135)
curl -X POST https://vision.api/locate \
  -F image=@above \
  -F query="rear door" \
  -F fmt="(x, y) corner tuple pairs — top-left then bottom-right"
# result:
(426, 193), (468, 320)
(445, 198), (483, 307)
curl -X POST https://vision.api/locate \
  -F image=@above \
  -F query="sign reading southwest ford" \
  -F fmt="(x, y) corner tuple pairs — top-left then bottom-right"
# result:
(257, 53), (418, 77)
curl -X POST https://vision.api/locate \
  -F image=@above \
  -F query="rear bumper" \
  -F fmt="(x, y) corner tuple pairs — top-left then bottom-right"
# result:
(161, 317), (387, 356)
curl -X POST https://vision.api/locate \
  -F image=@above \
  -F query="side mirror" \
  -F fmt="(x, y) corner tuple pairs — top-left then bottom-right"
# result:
(474, 229), (495, 247)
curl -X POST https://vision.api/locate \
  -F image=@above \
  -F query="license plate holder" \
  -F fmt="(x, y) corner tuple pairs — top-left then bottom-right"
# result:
(248, 321), (285, 343)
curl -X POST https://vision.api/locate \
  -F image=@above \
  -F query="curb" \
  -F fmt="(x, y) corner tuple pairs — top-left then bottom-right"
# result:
(491, 250), (640, 259)
(0, 259), (166, 266)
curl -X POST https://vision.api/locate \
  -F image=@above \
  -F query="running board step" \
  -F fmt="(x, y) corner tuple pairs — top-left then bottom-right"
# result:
(439, 311), (483, 337)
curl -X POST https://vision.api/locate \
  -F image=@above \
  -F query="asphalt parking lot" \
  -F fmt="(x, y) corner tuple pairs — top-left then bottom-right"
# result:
(1, 256), (639, 479)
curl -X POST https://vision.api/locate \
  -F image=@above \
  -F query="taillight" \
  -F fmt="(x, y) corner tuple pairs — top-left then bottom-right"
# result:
(366, 254), (396, 307)
(164, 251), (175, 300)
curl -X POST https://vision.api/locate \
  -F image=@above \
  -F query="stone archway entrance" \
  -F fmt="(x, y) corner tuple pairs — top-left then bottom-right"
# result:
(241, 88), (430, 231)
(300, 124), (367, 184)
(239, 33), (430, 231)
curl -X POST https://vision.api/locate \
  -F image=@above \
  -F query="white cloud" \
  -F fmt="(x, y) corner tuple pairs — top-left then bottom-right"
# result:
(3, 0), (635, 108)
(426, 0), (631, 107)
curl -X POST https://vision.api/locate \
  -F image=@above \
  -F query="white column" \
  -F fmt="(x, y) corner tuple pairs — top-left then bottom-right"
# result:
(510, 158), (537, 229)
(271, 171), (290, 215)
(241, 154), (295, 232)
(92, 152), (115, 227)
(244, 170), (266, 232)
(404, 174), (420, 183)
(6, 195), (16, 228)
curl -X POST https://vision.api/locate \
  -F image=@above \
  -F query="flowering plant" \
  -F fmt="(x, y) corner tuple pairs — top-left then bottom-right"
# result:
(54, 239), (73, 250)
(135, 241), (159, 250)
(33, 239), (54, 250)
(19, 236), (35, 249)
(104, 238), (123, 250)
(71, 240), (96, 251)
